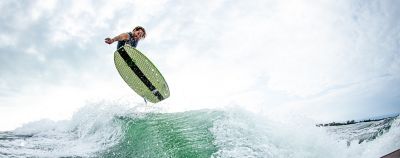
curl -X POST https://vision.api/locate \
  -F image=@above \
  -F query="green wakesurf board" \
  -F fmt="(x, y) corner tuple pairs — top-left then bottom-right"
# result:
(114, 45), (170, 103)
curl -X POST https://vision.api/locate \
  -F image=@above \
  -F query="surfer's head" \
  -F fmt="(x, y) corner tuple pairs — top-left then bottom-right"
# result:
(132, 26), (146, 40)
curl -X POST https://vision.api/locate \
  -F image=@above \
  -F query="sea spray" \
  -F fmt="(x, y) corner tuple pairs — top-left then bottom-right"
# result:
(344, 116), (400, 158)
(1, 102), (128, 157)
(210, 107), (347, 158)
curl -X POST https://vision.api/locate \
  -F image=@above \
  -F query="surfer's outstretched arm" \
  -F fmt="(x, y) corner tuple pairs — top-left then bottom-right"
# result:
(105, 33), (129, 44)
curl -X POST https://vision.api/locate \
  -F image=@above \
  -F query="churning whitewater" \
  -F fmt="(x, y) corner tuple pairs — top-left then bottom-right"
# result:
(0, 103), (399, 158)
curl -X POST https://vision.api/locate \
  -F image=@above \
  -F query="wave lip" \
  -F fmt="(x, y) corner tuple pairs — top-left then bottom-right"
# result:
(101, 110), (221, 158)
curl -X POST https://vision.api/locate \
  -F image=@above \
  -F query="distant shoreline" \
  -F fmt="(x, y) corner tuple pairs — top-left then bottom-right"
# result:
(317, 114), (399, 127)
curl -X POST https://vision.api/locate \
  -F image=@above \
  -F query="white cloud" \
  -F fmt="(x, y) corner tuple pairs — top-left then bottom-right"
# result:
(0, 33), (17, 47)
(274, 75), (400, 122)
(30, 0), (56, 20)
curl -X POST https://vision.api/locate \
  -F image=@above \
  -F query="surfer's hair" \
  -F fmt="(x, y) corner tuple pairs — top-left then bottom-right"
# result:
(133, 26), (146, 38)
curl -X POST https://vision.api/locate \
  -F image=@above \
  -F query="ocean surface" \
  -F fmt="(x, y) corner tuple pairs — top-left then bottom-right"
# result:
(0, 103), (399, 158)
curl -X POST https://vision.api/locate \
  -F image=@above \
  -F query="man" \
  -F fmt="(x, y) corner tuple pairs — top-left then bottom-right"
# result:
(105, 26), (146, 49)
(105, 26), (149, 104)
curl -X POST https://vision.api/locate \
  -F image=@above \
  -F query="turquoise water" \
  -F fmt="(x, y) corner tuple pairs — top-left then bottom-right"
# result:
(101, 110), (221, 157)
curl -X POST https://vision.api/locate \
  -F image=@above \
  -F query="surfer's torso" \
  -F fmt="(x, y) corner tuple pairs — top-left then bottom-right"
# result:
(117, 32), (138, 49)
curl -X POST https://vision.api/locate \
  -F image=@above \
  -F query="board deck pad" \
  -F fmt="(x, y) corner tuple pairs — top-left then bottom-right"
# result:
(114, 45), (170, 103)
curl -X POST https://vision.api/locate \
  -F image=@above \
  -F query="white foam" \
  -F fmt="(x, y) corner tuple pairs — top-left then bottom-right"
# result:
(2, 101), (144, 157)
(211, 107), (398, 158)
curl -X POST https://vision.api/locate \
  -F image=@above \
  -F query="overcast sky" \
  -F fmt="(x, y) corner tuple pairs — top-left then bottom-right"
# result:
(0, 0), (399, 131)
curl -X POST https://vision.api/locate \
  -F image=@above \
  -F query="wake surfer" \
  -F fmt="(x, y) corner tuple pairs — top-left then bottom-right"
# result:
(105, 26), (146, 49)
(105, 26), (149, 104)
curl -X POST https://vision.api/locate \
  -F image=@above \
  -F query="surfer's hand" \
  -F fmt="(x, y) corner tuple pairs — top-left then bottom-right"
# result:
(105, 38), (114, 44)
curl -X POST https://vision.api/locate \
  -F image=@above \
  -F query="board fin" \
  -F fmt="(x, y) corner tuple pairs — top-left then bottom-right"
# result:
(143, 97), (148, 105)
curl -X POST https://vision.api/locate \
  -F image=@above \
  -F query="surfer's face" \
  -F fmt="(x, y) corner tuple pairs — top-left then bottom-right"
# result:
(133, 30), (145, 40)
